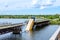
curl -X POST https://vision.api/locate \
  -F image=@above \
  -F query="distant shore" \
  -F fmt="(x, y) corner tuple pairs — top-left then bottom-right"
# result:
(0, 14), (60, 25)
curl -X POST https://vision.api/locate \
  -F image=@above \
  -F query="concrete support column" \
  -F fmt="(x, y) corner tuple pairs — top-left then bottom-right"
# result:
(26, 19), (34, 31)
(13, 26), (21, 34)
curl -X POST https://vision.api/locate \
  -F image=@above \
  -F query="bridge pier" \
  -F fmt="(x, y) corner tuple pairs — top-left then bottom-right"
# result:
(13, 26), (22, 34)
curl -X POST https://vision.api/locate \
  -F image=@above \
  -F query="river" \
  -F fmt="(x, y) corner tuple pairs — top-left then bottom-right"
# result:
(0, 19), (59, 40)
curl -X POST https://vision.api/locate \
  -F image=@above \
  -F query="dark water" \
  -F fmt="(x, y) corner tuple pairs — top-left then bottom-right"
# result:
(0, 19), (59, 40)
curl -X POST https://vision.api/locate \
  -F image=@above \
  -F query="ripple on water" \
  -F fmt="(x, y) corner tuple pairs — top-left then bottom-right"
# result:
(0, 25), (59, 40)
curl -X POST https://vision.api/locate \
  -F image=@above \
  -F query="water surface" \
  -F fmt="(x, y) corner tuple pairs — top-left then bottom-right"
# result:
(0, 19), (59, 40)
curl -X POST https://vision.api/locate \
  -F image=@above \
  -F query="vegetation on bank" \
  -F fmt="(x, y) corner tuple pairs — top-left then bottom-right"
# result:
(0, 14), (60, 25)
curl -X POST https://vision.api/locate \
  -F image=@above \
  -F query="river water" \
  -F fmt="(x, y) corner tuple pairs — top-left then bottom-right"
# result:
(0, 19), (59, 40)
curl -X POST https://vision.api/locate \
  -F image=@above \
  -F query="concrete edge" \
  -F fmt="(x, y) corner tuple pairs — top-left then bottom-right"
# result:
(49, 27), (60, 40)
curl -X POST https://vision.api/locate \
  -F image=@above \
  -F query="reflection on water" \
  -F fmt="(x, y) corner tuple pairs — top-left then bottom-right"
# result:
(0, 25), (59, 40)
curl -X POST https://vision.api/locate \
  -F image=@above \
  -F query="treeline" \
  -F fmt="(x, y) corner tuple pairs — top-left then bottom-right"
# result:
(0, 15), (60, 24)
(0, 15), (60, 19)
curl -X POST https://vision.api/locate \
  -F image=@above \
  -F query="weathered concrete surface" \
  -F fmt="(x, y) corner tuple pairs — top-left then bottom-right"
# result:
(0, 23), (22, 30)
(49, 27), (60, 40)
(26, 19), (34, 31)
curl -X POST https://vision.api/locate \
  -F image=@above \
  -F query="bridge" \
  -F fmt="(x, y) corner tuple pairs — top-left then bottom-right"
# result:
(0, 18), (50, 34)
(26, 19), (50, 31)
(0, 23), (23, 34)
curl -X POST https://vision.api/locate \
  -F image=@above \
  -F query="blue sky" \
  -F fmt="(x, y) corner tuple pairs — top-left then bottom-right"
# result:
(0, 0), (60, 15)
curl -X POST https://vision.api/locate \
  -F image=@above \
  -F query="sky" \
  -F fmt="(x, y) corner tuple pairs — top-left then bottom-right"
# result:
(0, 0), (60, 15)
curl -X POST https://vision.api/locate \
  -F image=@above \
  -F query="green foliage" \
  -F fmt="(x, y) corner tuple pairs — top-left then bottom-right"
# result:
(0, 14), (60, 24)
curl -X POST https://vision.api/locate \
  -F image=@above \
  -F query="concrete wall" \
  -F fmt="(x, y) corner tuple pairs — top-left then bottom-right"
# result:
(49, 27), (60, 40)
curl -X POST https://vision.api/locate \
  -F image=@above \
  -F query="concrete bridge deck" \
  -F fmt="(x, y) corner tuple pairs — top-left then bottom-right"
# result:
(0, 23), (23, 30)
(0, 19), (50, 34)
(0, 23), (23, 34)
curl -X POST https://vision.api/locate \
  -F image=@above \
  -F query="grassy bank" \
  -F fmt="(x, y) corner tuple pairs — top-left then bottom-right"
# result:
(0, 14), (60, 25)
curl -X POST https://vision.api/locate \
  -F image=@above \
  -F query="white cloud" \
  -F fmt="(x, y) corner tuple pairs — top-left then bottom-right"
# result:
(32, 0), (57, 9)
(53, 0), (60, 7)
(0, 0), (60, 11)
(0, 0), (33, 11)
(40, 6), (46, 9)
(32, 0), (38, 5)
